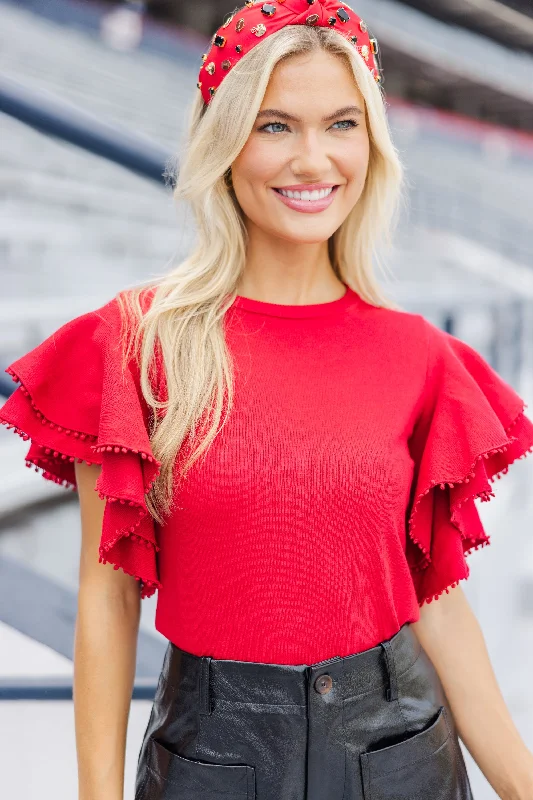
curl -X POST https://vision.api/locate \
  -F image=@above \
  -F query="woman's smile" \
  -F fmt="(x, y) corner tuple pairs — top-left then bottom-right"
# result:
(271, 183), (340, 214)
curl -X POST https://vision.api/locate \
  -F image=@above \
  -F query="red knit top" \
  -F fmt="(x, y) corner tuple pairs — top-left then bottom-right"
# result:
(2, 284), (533, 664)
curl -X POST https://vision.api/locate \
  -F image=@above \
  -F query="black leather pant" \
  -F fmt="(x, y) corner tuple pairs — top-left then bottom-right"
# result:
(134, 622), (474, 799)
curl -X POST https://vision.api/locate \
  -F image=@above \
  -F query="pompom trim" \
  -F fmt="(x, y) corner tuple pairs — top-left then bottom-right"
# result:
(418, 540), (493, 606)
(1, 371), (162, 600)
(409, 406), (533, 605)
(96, 466), (162, 598)
(96, 558), (160, 599)
(92, 443), (161, 469)
(96, 489), (161, 556)
(0, 420), (96, 489)
(6, 368), (98, 441)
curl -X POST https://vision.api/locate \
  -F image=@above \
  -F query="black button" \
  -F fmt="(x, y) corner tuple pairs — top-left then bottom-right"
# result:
(314, 673), (333, 694)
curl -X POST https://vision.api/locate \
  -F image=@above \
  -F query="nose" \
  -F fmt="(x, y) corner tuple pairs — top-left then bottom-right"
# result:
(290, 130), (332, 180)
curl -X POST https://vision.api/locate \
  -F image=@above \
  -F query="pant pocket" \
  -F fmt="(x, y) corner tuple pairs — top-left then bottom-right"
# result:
(145, 738), (256, 800)
(359, 706), (465, 800)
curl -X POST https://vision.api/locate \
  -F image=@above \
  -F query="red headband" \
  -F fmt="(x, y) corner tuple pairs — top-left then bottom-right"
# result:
(198, 0), (382, 105)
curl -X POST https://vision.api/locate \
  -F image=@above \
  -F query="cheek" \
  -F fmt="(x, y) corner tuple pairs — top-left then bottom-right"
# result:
(233, 143), (286, 195)
(338, 156), (369, 208)
(338, 141), (370, 183)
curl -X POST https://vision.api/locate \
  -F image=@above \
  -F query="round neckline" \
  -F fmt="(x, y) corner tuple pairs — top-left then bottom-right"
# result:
(231, 283), (356, 319)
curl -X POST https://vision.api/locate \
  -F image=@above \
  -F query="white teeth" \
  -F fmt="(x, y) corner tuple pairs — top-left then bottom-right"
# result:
(278, 187), (333, 201)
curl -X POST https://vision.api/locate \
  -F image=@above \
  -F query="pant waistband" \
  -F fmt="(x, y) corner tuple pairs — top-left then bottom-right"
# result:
(162, 623), (422, 715)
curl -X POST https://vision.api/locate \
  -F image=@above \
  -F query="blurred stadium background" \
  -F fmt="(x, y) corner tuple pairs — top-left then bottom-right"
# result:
(1, 0), (533, 797)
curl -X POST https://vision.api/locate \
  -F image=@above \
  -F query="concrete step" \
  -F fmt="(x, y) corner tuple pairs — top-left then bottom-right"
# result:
(0, 4), (196, 147)
(0, 213), (181, 257)
(0, 172), (177, 224)
(0, 113), (177, 189)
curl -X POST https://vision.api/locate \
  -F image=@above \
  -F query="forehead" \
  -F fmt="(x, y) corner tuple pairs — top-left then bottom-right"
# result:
(261, 50), (364, 112)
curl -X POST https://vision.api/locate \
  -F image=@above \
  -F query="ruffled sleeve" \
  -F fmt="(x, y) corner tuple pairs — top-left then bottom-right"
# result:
(406, 317), (533, 606)
(0, 292), (162, 599)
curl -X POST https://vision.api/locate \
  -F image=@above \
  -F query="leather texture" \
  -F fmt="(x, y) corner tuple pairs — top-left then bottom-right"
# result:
(134, 622), (474, 799)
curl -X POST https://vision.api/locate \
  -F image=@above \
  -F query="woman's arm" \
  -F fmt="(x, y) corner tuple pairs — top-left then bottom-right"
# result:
(410, 584), (533, 800)
(74, 461), (143, 800)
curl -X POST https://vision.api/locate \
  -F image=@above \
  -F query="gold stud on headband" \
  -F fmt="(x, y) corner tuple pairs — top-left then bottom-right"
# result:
(199, 0), (383, 105)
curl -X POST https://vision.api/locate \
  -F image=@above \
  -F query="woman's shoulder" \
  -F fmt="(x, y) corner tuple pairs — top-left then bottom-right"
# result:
(357, 296), (428, 336)
(1, 283), (162, 450)
(353, 298), (433, 367)
(357, 302), (495, 376)
(0, 284), (162, 598)
(3, 287), (151, 395)
(86, 284), (158, 334)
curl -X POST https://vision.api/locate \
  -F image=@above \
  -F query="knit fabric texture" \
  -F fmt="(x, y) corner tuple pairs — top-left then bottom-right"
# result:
(2, 284), (533, 664)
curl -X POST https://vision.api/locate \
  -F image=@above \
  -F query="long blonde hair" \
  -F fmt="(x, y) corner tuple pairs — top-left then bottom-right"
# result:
(118, 24), (406, 525)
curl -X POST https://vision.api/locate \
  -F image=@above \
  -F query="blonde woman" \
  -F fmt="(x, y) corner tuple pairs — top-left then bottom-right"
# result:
(2, 2), (533, 799)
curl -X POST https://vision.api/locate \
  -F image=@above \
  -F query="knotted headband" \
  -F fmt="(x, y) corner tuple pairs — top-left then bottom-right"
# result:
(198, 0), (382, 105)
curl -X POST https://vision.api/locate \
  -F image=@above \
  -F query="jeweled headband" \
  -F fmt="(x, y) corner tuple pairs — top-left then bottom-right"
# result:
(198, 0), (383, 105)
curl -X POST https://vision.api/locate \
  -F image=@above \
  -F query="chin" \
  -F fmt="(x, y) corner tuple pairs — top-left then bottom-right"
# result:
(282, 234), (332, 245)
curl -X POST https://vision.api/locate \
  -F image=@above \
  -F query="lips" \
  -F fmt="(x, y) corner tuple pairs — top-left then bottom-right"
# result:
(271, 184), (339, 214)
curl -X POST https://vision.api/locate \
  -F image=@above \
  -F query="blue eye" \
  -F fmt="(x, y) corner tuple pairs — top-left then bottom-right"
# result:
(258, 119), (359, 133)
(333, 119), (359, 131)
(259, 122), (285, 133)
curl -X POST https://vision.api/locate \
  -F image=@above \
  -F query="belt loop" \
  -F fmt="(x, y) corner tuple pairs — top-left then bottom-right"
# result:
(380, 640), (398, 702)
(199, 656), (212, 716)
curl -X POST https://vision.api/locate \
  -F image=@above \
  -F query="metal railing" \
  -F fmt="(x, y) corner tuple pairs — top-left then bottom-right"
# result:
(0, 74), (172, 186)
(0, 677), (157, 700)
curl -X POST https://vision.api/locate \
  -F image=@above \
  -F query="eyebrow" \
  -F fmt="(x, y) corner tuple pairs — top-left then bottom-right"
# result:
(256, 105), (363, 122)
